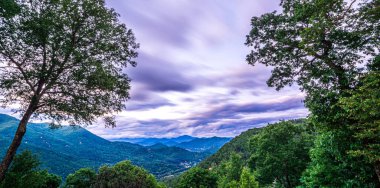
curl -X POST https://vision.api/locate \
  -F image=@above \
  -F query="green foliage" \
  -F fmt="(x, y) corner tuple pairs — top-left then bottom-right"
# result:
(301, 130), (378, 187)
(245, 0), (380, 186)
(177, 167), (218, 188)
(0, 151), (61, 188)
(94, 161), (162, 188)
(217, 178), (238, 188)
(249, 121), (313, 187)
(0, 0), (138, 180)
(65, 168), (96, 188)
(66, 161), (164, 188)
(239, 167), (259, 188)
(245, 0), (378, 95)
(339, 72), (380, 164)
(214, 154), (258, 188)
(199, 128), (261, 169)
(0, 0), (20, 18)
(0, 0), (139, 126)
(216, 153), (243, 187)
(0, 114), (209, 179)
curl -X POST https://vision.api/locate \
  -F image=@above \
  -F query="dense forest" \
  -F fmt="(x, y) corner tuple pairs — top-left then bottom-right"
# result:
(0, 0), (379, 187)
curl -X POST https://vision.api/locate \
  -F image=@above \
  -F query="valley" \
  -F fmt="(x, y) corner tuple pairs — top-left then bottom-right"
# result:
(0, 114), (230, 179)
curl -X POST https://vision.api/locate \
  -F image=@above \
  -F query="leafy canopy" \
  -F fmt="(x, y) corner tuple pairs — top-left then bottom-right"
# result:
(0, 151), (61, 188)
(245, 0), (380, 186)
(93, 161), (163, 188)
(246, 0), (378, 91)
(245, 0), (379, 124)
(339, 72), (380, 165)
(64, 168), (96, 188)
(249, 121), (313, 187)
(0, 0), (138, 126)
(177, 167), (218, 188)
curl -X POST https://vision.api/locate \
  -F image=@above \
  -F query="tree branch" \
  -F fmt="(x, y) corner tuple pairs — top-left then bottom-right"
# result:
(2, 54), (36, 93)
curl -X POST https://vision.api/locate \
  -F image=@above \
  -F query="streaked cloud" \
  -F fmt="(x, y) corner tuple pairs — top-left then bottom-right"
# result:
(1, 0), (309, 138)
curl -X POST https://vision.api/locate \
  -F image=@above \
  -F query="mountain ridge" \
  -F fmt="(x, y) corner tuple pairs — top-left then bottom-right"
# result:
(110, 135), (232, 152)
(0, 114), (210, 179)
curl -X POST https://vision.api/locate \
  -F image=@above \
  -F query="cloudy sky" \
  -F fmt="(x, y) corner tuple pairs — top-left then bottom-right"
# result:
(1, 0), (309, 139)
(84, 0), (309, 139)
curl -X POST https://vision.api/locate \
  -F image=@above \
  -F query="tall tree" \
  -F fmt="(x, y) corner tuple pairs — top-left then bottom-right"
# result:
(0, 0), (138, 181)
(245, 0), (379, 185)
(245, 0), (379, 121)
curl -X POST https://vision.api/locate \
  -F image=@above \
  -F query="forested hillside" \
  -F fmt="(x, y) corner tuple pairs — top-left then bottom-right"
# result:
(168, 119), (315, 188)
(0, 114), (208, 179)
(198, 128), (261, 169)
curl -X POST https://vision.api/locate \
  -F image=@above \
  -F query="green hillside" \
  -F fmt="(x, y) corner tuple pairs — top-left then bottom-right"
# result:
(0, 114), (208, 179)
(198, 119), (307, 169)
(197, 128), (261, 169)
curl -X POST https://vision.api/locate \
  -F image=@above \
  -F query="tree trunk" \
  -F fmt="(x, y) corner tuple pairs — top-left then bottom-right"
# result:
(375, 160), (380, 183)
(0, 102), (36, 182)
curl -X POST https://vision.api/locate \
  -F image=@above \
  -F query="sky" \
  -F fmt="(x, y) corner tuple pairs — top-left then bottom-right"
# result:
(85, 0), (309, 139)
(1, 0), (309, 139)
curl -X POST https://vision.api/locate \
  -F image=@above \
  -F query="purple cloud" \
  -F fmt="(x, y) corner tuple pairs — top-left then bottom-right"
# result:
(188, 96), (305, 127)
(128, 54), (195, 92)
(83, 0), (309, 139)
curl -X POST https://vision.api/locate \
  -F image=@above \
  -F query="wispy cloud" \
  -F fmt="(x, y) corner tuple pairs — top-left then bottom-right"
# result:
(2, 0), (308, 138)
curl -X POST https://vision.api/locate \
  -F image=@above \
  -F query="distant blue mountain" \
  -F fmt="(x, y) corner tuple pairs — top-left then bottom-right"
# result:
(176, 137), (232, 153)
(111, 135), (195, 146)
(110, 135), (232, 153)
(0, 114), (209, 179)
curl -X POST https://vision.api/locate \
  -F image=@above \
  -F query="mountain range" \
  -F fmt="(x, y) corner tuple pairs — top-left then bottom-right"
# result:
(110, 135), (231, 153)
(0, 114), (230, 179)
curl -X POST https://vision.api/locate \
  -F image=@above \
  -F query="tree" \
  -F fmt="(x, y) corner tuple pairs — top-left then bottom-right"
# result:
(245, 0), (379, 122)
(64, 168), (96, 188)
(301, 131), (378, 187)
(245, 0), (379, 185)
(239, 167), (259, 188)
(339, 72), (380, 182)
(177, 167), (218, 188)
(220, 153), (243, 182)
(93, 161), (163, 188)
(0, 150), (61, 188)
(249, 121), (313, 188)
(216, 153), (243, 188)
(0, 0), (138, 181)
